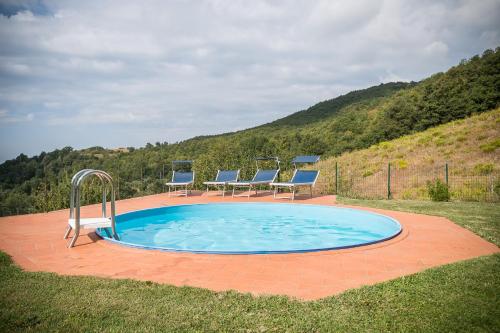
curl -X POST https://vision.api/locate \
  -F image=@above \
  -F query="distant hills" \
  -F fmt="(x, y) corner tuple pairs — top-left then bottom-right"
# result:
(0, 48), (499, 215)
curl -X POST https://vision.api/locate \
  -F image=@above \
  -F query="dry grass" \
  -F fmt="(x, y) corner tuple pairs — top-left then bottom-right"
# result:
(314, 108), (500, 201)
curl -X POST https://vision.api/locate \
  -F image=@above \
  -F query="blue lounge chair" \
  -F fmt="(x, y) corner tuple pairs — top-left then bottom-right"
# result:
(228, 169), (279, 198)
(165, 160), (194, 197)
(203, 170), (240, 197)
(271, 155), (320, 200)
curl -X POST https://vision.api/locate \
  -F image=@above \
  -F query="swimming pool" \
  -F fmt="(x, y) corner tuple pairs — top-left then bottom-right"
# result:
(97, 203), (402, 254)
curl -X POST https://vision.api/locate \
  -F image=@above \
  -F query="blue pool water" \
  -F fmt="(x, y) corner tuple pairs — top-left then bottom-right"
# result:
(97, 203), (402, 254)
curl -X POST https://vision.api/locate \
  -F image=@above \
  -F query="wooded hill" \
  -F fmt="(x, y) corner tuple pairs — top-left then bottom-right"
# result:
(0, 48), (499, 215)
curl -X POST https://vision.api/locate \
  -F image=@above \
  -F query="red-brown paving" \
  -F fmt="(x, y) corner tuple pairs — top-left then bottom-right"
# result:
(0, 193), (497, 300)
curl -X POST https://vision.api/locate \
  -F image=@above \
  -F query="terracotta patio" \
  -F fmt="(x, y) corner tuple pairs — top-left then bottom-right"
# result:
(0, 193), (497, 300)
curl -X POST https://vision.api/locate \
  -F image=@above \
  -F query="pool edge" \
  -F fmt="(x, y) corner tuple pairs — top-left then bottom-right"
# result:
(96, 202), (403, 255)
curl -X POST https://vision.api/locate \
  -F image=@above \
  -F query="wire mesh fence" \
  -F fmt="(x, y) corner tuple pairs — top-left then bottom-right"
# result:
(332, 162), (499, 202)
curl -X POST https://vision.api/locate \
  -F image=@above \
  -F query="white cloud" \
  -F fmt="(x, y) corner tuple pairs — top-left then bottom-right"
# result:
(47, 109), (162, 125)
(424, 41), (449, 57)
(11, 10), (36, 22)
(1, 62), (31, 75)
(0, 109), (34, 123)
(55, 58), (125, 73)
(43, 101), (61, 108)
(378, 71), (409, 84)
(307, 0), (382, 35)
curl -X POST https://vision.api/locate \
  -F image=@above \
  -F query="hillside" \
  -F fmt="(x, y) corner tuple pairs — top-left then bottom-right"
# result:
(256, 82), (413, 127)
(0, 48), (499, 215)
(314, 108), (500, 201)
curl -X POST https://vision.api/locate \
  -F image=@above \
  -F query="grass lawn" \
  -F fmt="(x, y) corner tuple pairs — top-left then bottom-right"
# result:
(1, 200), (499, 332)
(337, 198), (500, 246)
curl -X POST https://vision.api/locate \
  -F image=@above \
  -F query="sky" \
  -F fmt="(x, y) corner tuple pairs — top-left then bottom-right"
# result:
(0, 0), (499, 162)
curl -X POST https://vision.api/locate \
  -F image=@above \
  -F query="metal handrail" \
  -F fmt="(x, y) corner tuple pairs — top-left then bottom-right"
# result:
(65, 169), (118, 248)
(69, 169), (93, 219)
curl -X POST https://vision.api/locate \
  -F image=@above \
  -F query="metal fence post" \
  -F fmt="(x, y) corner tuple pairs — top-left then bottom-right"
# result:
(445, 163), (449, 186)
(117, 173), (120, 200)
(335, 162), (339, 195)
(162, 164), (166, 193)
(44, 182), (49, 212)
(387, 163), (392, 199)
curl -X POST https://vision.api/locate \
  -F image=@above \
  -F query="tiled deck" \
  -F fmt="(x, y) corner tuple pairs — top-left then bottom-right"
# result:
(0, 193), (497, 300)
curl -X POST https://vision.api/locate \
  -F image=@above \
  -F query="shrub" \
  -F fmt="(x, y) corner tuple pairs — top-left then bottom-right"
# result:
(480, 139), (500, 153)
(397, 159), (409, 169)
(450, 181), (489, 202)
(378, 142), (392, 150)
(401, 186), (428, 200)
(362, 170), (374, 177)
(493, 179), (500, 197)
(473, 163), (494, 175)
(435, 138), (446, 146)
(417, 136), (432, 145)
(427, 179), (450, 201)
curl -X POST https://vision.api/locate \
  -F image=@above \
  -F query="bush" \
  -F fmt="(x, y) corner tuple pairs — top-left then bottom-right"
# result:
(427, 179), (450, 201)
(480, 139), (500, 153)
(473, 163), (495, 175)
(494, 179), (500, 197)
(397, 159), (408, 169)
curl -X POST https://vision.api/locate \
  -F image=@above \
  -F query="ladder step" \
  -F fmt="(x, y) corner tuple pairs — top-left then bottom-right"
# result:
(68, 217), (111, 229)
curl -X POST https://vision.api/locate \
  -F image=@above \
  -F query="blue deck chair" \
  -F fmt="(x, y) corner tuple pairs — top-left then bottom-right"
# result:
(165, 160), (194, 197)
(203, 170), (240, 197)
(165, 170), (195, 197)
(228, 169), (279, 198)
(271, 155), (320, 200)
(271, 170), (319, 200)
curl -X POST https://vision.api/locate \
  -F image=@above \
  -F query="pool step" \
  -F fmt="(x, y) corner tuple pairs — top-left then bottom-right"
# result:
(68, 217), (112, 229)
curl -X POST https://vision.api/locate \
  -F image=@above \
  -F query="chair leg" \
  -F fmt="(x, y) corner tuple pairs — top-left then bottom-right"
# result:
(63, 225), (72, 239)
(68, 228), (79, 248)
(292, 188), (295, 201)
(222, 185), (226, 197)
(273, 187), (277, 198)
(232, 187), (235, 197)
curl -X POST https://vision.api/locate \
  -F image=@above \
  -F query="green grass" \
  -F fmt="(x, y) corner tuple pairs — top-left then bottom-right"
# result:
(1, 200), (499, 332)
(337, 198), (500, 246)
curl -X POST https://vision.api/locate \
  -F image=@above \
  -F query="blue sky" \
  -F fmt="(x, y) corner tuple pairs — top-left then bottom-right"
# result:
(0, 0), (499, 162)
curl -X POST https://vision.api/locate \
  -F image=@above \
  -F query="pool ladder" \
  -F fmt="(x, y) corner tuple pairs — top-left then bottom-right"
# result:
(63, 169), (119, 248)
